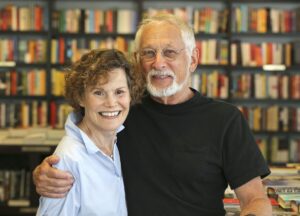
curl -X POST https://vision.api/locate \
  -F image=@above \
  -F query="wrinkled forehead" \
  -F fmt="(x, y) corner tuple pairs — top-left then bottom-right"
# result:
(140, 22), (184, 48)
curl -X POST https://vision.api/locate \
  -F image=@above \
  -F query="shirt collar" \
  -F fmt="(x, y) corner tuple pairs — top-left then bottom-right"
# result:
(65, 112), (125, 154)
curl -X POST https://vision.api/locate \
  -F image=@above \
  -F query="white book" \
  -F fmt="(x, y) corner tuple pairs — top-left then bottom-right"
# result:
(268, 75), (278, 99)
(117, 9), (133, 34)
(208, 39), (217, 64)
(231, 43), (237, 65)
(19, 7), (31, 31)
(270, 9), (279, 33)
(241, 42), (250, 66)
(262, 42), (268, 65)
(84, 10), (90, 33)
(11, 5), (18, 31)
(255, 74), (266, 99)
(281, 75), (289, 99)
(210, 10), (218, 34)
(201, 41), (208, 64)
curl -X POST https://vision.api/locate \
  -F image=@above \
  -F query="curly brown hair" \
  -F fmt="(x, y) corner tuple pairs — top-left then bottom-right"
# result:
(65, 49), (145, 114)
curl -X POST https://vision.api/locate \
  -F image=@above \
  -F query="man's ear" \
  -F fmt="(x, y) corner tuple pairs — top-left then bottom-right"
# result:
(189, 47), (199, 73)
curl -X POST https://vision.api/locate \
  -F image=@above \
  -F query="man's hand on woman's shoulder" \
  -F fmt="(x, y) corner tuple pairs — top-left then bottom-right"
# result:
(33, 155), (74, 198)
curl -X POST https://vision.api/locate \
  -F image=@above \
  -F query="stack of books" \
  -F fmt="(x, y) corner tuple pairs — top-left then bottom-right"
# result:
(263, 165), (300, 214)
(224, 165), (300, 215)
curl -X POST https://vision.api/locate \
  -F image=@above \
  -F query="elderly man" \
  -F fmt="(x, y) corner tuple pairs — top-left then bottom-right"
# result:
(33, 14), (272, 216)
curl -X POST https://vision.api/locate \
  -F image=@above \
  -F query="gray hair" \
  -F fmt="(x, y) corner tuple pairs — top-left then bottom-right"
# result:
(134, 13), (196, 56)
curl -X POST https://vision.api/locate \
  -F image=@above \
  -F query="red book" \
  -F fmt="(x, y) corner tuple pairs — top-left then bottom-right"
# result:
(250, 44), (256, 65)
(105, 10), (114, 33)
(223, 198), (239, 205)
(59, 38), (65, 64)
(267, 43), (273, 64)
(10, 71), (17, 95)
(50, 101), (57, 128)
(255, 44), (263, 66)
(223, 198), (279, 206)
(35, 5), (43, 31)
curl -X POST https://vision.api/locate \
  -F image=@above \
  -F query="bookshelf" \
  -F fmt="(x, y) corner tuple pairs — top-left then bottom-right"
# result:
(0, 0), (300, 215)
(0, 144), (56, 215)
(227, 0), (300, 166)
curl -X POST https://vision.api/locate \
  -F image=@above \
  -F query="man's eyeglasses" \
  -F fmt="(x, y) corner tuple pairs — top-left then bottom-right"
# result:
(138, 47), (186, 62)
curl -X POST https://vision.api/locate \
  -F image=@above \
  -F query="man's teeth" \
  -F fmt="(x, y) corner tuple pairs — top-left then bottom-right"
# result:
(154, 75), (169, 79)
(100, 111), (120, 117)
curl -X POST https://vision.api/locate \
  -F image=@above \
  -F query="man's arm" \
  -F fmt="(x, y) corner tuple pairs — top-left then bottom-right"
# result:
(234, 176), (272, 216)
(33, 155), (74, 198)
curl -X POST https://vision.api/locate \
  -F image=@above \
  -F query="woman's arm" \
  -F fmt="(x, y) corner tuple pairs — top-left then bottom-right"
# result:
(36, 155), (80, 216)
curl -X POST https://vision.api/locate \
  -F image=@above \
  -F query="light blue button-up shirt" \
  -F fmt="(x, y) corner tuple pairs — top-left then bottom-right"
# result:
(36, 112), (127, 216)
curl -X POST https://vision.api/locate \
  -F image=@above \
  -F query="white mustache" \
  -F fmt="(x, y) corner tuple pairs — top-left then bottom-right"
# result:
(148, 69), (175, 78)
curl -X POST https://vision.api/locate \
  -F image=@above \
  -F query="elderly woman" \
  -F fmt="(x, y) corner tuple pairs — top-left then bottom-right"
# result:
(36, 49), (144, 216)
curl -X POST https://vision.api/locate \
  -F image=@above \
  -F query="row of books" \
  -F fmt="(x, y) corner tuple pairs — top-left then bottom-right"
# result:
(7, 4), (298, 35)
(0, 127), (65, 145)
(3, 4), (300, 35)
(190, 71), (228, 99)
(0, 39), (47, 64)
(257, 137), (300, 163)
(191, 72), (300, 100)
(2, 37), (300, 67)
(0, 101), (48, 128)
(50, 37), (134, 64)
(0, 4), (46, 31)
(231, 41), (300, 67)
(1, 100), (122, 129)
(51, 69), (65, 97)
(144, 7), (228, 34)
(0, 69), (46, 96)
(49, 102), (73, 129)
(231, 73), (300, 99)
(146, 7), (298, 35)
(193, 8), (228, 34)
(51, 38), (228, 65)
(238, 105), (300, 132)
(2, 69), (299, 99)
(0, 169), (31, 207)
(52, 9), (138, 34)
(85, 9), (137, 34)
(196, 40), (228, 65)
(232, 6), (300, 33)
(52, 6), (236, 35)
(0, 101), (72, 129)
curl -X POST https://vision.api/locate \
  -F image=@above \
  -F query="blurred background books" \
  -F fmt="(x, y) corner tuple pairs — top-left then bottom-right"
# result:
(224, 164), (300, 215)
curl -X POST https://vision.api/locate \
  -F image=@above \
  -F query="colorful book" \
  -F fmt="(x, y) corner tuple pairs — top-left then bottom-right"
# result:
(277, 194), (300, 210)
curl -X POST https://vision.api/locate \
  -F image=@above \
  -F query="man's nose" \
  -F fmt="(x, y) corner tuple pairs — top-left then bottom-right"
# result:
(152, 51), (167, 69)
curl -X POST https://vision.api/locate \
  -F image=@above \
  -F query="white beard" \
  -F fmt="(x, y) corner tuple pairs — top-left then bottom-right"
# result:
(146, 69), (188, 97)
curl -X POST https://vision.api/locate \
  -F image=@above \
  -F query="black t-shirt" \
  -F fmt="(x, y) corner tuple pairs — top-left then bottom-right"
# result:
(118, 90), (270, 216)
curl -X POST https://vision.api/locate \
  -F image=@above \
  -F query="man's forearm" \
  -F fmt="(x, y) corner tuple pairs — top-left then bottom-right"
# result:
(240, 197), (272, 216)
